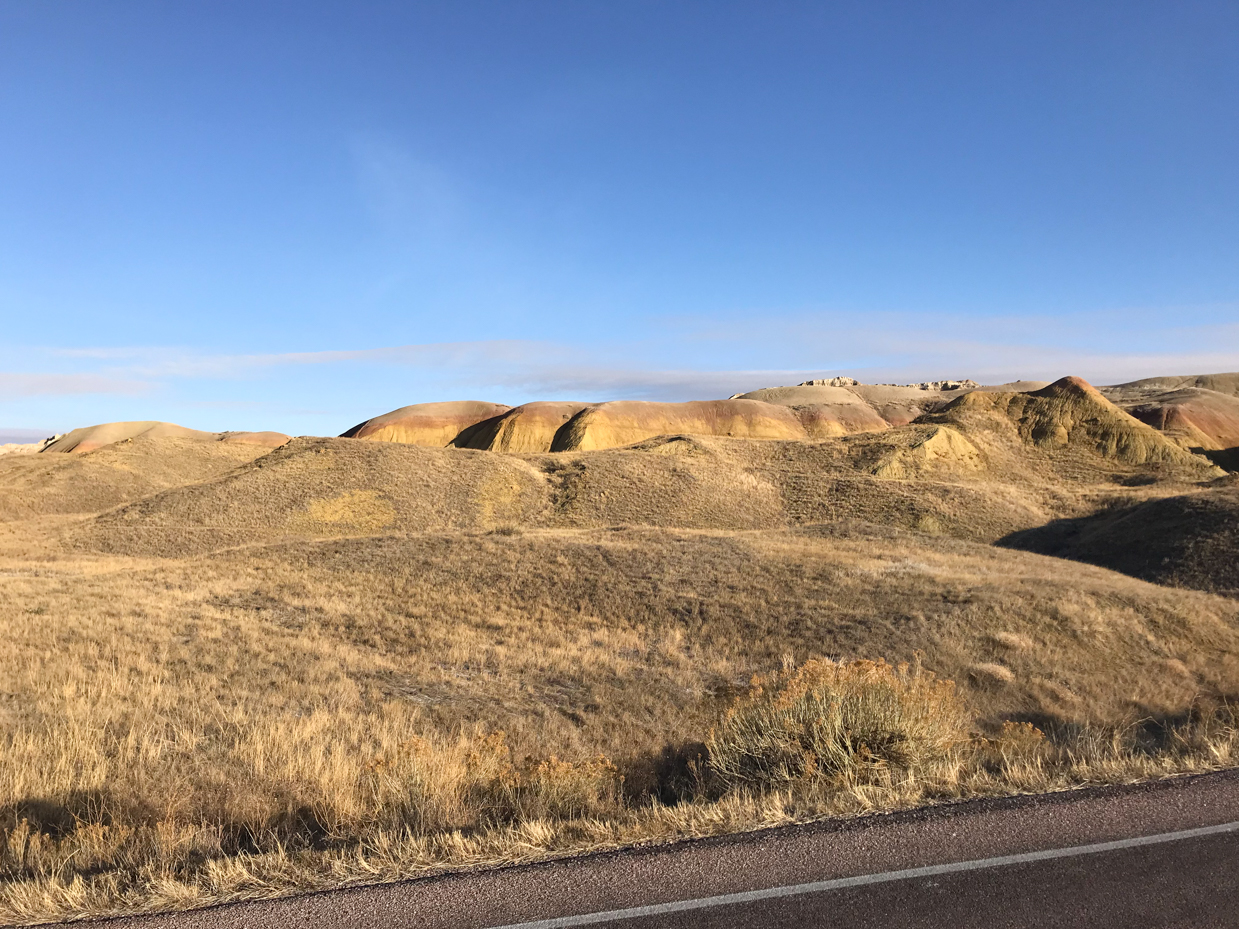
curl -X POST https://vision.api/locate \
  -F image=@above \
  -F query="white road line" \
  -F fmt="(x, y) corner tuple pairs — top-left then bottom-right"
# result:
(485, 820), (1239, 929)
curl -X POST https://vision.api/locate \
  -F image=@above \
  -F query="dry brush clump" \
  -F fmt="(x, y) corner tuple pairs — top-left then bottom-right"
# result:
(705, 659), (969, 792)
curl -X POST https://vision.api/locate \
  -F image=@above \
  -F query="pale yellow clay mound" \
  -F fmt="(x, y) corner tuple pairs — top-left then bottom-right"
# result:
(42, 420), (216, 454)
(738, 379), (983, 438)
(460, 401), (592, 452)
(0, 442), (42, 456)
(869, 425), (984, 480)
(221, 430), (291, 448)
(341, 400), (511, 447)
(551, 399), (808, 451)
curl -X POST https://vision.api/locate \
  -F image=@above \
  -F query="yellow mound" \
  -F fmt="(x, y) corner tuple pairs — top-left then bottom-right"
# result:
(42, 421), (216, 454)
(86, 437), (550, 551)
(738, 384), (874, 406)
(551, 399), (808, 451)
(869, 425), (984, 479)
(220, 431), (290, 448)
(341, 401), (510, 447)
(0, 434), (275, 521)
(460, 401), (591, 452)
(735, 382), (977, 437)
(792, 403), (892, 438)
(0, 442), (41, 457)
(938, 377), (1221, 471)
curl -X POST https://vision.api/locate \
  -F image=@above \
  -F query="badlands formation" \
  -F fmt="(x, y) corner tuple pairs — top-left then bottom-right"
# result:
(3, 369), (1239, 921)
(340, 377), (995, 452)
(340, 373), (1239, 458)
(5, 371), (1235, 598)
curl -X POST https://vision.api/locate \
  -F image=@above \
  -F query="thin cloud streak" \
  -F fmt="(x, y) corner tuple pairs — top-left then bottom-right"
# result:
(0, 372), (150, 398)
(54, 340), (557, 379)
(16, 324), (1239, 405)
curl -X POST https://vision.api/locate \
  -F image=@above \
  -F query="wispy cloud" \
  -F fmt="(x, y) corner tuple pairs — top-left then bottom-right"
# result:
(12, 314), (1239, 408)
(0, 372), (149, 398)
(54, 340), (555, 380)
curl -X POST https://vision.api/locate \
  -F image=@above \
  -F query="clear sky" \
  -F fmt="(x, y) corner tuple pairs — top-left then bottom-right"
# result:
(1, 1), (1237, 439)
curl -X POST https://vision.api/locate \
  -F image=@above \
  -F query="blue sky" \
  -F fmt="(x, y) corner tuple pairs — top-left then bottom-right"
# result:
(1, 1), (1237, 439)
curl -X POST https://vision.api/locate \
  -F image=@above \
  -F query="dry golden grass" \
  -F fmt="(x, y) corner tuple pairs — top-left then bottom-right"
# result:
(0, 405), (1234, 924)
(0, 436), (269, 522)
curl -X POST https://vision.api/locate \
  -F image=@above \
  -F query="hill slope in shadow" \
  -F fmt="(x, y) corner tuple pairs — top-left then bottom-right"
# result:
(1001, 482), (1239, 599)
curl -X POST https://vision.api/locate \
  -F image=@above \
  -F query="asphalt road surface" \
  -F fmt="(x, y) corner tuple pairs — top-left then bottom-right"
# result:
(69, 770), (1239, 929)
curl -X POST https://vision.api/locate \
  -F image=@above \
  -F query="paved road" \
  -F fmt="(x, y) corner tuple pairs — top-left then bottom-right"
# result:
(71, 770), (1239, 929)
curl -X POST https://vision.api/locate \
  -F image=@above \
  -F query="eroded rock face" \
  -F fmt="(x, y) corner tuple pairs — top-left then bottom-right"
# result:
(341, 401), (511, 447)
(797, 376), (860, 388)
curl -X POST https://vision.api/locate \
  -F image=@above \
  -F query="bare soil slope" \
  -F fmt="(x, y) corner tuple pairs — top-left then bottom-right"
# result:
(551, 399), (809, 451)
(43, 421), (216, 453)
(459, 401), (591, 453)
(342, 401), (511, 447)
(1106, 372), (1239, 397)
(1098, 373), (1239, 468)
(1102, 387), (1239, 455)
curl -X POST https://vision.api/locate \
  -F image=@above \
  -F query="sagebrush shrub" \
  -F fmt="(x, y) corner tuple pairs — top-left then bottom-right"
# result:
(706, 659), (969, 789)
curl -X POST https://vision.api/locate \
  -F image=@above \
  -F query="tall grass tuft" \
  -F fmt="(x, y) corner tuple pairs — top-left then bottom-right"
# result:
(706, 659), (970, 790)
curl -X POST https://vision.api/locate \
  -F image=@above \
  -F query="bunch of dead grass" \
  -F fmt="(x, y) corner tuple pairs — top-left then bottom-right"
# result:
(705, 659), (968, 791)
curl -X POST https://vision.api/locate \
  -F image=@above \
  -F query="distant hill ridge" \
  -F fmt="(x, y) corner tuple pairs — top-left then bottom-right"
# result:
(2, 370), (1232, 601)
(338, 374), (1238, 460)
(18, 372), (1239, 467)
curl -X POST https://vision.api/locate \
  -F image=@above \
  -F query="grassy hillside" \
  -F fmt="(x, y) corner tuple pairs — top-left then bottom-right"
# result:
(0, 435), (273, 522)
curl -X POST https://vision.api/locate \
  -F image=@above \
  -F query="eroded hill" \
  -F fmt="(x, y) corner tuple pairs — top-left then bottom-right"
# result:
(67, 377), (1216, 555)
